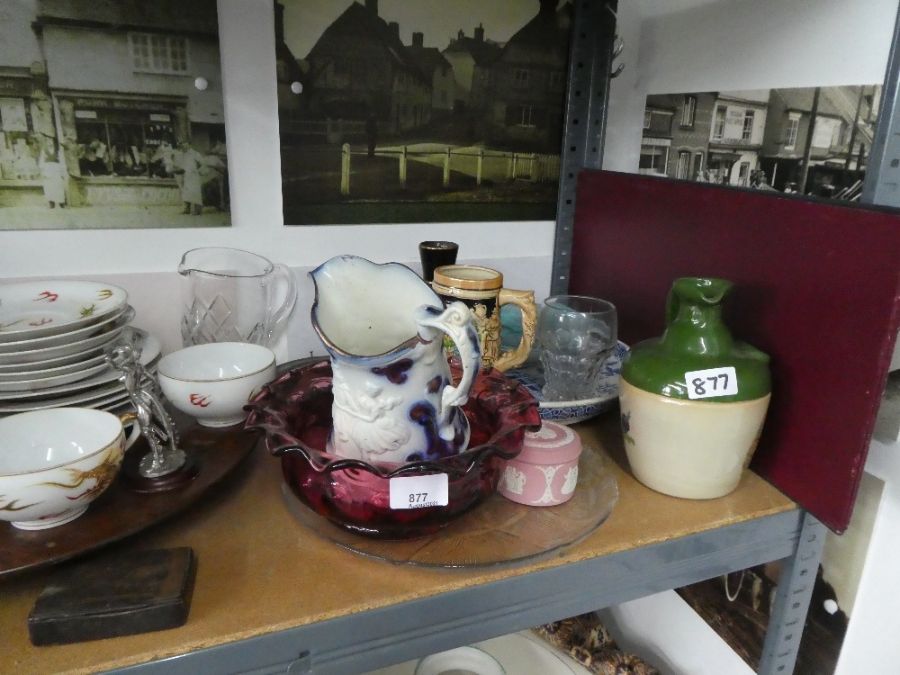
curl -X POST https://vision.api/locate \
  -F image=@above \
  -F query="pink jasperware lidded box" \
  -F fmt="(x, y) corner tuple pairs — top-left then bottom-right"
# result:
(498, 421), (583, 506)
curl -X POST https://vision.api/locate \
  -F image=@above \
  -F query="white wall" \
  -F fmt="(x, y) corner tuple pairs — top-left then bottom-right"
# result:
(0, 0), (554, 357)
(602, 1), (645, 173)
(639, 0), (896, 93)
(837, 439), (900, 674)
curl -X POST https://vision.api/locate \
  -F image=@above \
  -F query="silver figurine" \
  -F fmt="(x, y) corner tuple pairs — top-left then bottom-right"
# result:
(106, 329), (186, 478)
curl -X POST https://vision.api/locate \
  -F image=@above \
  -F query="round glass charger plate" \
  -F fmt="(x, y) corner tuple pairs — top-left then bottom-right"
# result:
(281, 445), (617, 568)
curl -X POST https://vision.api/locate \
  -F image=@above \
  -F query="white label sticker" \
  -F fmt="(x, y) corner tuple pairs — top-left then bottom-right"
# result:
(389, 474), (449, 510)
(684, 366), (739, 400)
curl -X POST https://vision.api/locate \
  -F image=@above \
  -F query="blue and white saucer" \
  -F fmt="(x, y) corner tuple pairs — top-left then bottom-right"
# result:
(506, 341), (628, 425)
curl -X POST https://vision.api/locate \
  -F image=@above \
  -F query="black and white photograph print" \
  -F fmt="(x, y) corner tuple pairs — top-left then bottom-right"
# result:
(275, 0), (572, 225)
(639, 85), (882, 201)
(0, 0), (229, 230)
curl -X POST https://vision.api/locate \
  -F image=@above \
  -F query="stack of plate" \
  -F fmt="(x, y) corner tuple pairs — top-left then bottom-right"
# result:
(0, 281), (160, 417)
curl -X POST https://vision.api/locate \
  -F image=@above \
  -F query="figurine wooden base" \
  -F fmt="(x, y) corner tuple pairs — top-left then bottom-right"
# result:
(121, 449), (200, 494)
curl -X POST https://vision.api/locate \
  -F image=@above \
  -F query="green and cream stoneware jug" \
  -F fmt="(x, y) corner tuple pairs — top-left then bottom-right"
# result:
(618, 277), (771, 499)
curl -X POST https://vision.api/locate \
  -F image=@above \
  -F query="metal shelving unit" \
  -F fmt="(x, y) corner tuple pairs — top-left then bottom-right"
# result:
(9, 3), (868, 673)
(119, 3), (829, 674)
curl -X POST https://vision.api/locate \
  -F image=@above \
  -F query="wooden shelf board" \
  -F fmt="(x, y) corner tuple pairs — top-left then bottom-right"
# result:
(1, 413), (796, 674)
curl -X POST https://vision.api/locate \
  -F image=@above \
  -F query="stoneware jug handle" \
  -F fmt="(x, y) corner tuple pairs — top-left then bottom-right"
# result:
(665, 277), (733, 326)
(493, 288), (537, 372)
(415, 302), (481, 437)
(266, 263), (298, 344)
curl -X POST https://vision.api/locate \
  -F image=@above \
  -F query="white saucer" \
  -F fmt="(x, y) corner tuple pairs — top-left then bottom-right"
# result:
(0, 304), (133, 354)
(0, 360), (109, 393)
(0, 323), (129, 366)
(0, 369), (156, 414)
(0, 280), (128, 342)
(0, 351), (108, 382)
(0, 334), (160, 401)
(0, 343), (107, 373)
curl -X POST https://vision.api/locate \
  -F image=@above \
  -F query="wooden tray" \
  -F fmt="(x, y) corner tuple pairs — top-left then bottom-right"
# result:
(0, 411), (259, 579)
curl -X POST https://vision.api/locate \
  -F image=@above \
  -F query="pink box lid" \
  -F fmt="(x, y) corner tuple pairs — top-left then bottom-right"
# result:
(517, 422), (583, 465)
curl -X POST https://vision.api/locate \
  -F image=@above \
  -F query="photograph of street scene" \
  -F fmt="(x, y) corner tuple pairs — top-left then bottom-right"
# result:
(276, 0), (571, 224)
(640, 85), (881, 201)
(0, 0), (229, 230)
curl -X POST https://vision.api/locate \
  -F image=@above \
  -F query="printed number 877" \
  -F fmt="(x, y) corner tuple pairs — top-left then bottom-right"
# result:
(409, 492), (428, 503)
(692, 373), (728, 396)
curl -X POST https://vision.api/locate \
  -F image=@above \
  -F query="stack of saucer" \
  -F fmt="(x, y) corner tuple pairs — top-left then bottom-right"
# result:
(0, 281), (159, 417)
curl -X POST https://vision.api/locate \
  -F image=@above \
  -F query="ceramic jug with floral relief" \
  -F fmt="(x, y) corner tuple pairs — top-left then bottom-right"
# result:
(310, 255), (481, 465)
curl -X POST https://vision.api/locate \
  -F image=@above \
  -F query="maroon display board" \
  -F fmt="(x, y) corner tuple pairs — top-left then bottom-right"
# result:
(570, 170), (900, 533)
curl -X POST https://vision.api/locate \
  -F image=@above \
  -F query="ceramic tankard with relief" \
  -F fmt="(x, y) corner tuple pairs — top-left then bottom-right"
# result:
(431, 265), (536, 372)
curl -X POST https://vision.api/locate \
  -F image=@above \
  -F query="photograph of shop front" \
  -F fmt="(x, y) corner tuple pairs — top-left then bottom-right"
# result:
(639, 86), (881, 201)
(276, 0), (570, 224)
(0, 0), (229, 230)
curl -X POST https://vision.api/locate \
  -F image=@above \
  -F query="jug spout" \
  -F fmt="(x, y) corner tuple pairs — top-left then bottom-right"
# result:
(310, 255), (444, 358)
(181, 247), (263, 276)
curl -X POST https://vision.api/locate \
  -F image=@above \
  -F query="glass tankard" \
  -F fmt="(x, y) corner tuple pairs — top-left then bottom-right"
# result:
(538, 295), (617, 402)
(178, 247), (297, 347)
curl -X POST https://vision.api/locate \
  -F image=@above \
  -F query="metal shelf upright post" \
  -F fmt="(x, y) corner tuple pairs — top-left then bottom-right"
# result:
(551, 0), (618, 296)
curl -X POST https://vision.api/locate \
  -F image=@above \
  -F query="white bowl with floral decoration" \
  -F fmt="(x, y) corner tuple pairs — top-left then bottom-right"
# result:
(0, 408), (138, 530)
(157, 342), (276, 427)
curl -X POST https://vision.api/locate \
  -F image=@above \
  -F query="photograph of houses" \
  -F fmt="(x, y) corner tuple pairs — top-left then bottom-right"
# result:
(640, 85), (881, 201)
(276, 0), (572, 224)
(0, 0), (229, 230)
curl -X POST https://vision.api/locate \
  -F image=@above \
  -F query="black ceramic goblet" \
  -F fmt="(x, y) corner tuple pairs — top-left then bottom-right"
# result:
(418, 240), (459, 284)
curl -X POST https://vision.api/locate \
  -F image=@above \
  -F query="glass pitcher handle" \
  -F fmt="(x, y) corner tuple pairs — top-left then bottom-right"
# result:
(415, 302), (481, 437)
(266, 263), (298, 344)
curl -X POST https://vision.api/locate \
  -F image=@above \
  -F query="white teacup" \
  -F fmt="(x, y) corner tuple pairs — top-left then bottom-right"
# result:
(157, 342), (276, 427)
(0, 408), (139, 530)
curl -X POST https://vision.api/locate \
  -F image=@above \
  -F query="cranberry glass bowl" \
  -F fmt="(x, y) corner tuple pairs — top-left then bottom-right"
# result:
(245, 359), (540, 539)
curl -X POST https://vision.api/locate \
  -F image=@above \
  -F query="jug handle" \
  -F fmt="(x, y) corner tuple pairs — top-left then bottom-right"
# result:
(415, 302), (481, 437)
(666, 277), (733, 326)
(664, 286), (679, 327)
(492, 288), (537, 372)
(266, 263), (299, 343)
